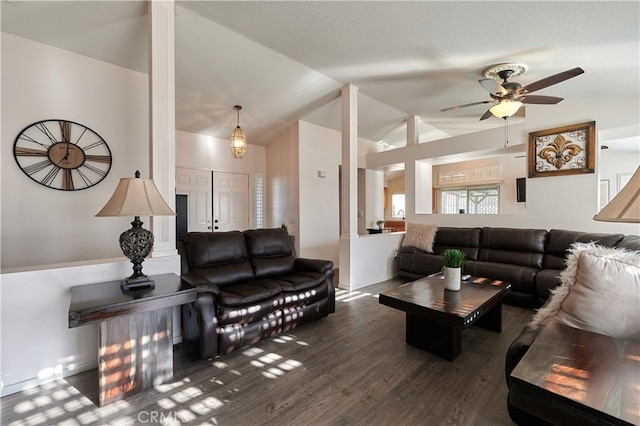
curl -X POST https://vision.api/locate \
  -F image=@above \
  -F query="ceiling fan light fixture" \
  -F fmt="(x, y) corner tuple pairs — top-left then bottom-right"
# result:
(230, 105), (247, 159)
(490, 100), (523, 118)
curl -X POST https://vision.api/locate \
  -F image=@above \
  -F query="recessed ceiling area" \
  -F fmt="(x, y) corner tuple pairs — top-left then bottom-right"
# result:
(2, 1), (638, 148)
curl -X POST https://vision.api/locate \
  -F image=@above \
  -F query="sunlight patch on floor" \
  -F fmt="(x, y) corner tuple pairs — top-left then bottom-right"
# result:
(335, 288), (379, 303)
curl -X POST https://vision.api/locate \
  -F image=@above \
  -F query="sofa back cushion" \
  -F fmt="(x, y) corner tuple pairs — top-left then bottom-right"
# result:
(181, 231), (254, 286)
(244, 228), (295, 278)
(432, 227), (481, 260)
(617, 235), (640, 251)
(542, 229), (624, 270)
(478, 227), (547, 268)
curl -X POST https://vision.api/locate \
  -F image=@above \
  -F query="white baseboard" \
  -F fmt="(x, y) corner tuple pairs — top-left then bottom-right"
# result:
(1, 335), (184, 397)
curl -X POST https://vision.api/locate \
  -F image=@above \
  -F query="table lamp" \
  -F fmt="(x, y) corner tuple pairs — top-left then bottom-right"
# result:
(96, 171), (175, 292)
(594, 165), (640, 223)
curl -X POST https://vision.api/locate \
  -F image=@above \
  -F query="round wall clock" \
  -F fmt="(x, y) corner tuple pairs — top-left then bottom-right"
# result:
(13, 119), (112, 191)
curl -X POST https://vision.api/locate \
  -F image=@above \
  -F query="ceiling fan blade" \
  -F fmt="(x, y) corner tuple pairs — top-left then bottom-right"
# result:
(520, 95), (564, 104)
(479, 109), (493, 121)
(479, 79), (507, 95)
(441, 100), (492, 112)
(519, 67), (584, 94)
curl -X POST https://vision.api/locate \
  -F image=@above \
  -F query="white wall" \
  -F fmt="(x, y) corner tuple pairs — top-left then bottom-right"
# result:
(598, 148), (639, 202)
(365, 169), (384, 232)
(298, 121), (341, 263)
(0, 256), (180, 396)
(339, 232), (404, 291)
(176, 129), (266, 175)
(266, 122), (300, 250)
(367, 98), (640, 236)
(175, 130), (267, 228)
(265, 120), (382, 267)
(0, 34), (181, 396)
(1, 34), (149, 269)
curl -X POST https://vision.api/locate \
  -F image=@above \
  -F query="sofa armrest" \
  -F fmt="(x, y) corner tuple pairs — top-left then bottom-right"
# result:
(505, 324), (545, 389)
(192, 292), (219, 359)
(181, 273), (220, 295)
(294, 258), (334, 274)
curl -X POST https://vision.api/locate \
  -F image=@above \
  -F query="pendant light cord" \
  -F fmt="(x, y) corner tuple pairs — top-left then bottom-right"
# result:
(504, 117), (509, 147)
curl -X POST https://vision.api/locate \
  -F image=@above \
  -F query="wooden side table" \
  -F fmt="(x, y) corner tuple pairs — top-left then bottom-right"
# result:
(68, 273), (196, 406)
(510, 322), (640, 425)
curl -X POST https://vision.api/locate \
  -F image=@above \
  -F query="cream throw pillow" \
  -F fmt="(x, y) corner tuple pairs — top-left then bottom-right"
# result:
(401, 223), (438, 253)
(530, 242), (640, 341)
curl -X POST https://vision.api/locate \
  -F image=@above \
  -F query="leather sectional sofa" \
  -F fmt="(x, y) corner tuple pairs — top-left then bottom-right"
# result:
(397, 227), (639, 308)
(178, 228), (335, 359)
(398, 225), (640, 424)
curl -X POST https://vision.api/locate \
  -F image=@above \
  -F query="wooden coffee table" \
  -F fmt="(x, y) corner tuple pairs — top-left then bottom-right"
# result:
(379, 275), (511, 360)
(510, 322), (640, 425)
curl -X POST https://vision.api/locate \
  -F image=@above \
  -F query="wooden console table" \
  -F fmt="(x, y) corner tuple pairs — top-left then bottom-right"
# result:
(510, 322), (640, 425)
(68, 273), (196, 406)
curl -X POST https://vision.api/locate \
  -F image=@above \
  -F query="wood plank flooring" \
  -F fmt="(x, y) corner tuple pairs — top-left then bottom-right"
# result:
(1, 279), (533, 425)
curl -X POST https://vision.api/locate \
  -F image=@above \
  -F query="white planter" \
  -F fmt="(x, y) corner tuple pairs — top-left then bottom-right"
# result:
(443, 267), (461, 291)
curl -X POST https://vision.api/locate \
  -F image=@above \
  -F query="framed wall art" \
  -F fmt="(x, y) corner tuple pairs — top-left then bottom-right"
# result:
(528, 121), (595, 178)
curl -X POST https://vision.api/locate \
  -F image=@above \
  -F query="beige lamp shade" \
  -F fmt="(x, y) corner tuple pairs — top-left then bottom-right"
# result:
(96, 177), (175, 217)
(594, 165), (640, 223)
(490, 100), (523, 119)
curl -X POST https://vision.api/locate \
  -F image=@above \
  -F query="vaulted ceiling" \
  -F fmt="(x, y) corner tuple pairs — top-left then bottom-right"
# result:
(2, 1), (639, 149)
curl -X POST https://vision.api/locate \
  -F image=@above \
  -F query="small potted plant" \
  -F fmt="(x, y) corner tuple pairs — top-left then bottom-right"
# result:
(442, 248), (465, 291)
(376, 220), (385, 230)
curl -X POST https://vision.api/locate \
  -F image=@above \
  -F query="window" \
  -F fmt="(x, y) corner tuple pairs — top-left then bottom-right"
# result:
(391, 193), (405, 218)
(439, 186), (499, 214)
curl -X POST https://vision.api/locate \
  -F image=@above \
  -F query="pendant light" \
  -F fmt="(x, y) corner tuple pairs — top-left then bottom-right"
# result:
(230, 105), (247, 159)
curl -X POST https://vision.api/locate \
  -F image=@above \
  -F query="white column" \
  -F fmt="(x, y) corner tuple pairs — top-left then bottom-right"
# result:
(340, 84), (359, 237)
(405, 115), (419, 220)
(149, 0), (177, 257)
(339, 84), (359, 290)
(406, 115), (420, 146)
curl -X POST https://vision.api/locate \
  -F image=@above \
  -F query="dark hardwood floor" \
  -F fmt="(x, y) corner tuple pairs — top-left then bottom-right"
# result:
(1, 279), (532, 425)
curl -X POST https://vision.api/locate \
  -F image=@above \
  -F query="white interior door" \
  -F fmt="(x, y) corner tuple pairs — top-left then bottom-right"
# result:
(175, 168), (212, 232)
(213, 171), (249, 232)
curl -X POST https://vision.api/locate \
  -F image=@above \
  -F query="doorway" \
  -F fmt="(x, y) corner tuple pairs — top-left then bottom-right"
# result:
(175, 168), (250, 233)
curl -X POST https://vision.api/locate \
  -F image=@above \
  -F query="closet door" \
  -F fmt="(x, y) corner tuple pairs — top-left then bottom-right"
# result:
(175, 168), (212, 232)
(213, 171), (249, 232)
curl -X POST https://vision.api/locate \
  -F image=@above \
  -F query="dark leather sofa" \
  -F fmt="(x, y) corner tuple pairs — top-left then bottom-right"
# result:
(398, 226), (640, 424)
(505, 233), (640, 425)
(178, 228), (335, 359)
(397, 227), (633, 308)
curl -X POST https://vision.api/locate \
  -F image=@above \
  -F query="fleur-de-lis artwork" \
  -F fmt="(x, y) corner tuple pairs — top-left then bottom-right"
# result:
(528, 121), (595, 178)
(537, 134), (584, 170)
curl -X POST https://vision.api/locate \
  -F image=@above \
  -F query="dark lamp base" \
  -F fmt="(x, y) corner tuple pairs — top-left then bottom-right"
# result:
(121, 276), (156, 293)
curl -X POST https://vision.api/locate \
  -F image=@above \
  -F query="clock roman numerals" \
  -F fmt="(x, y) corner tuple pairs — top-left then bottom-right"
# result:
(75, 167), (98, 187)
(23, 159), (54, 176)
(35, 122), (58, 145)
(60, 121), (71, 143)
(63, 169), (74, 191)
(18, 134), (50, 150)
(14, 120), (112, 191)
(41, 165), (62, 187)
(15, 147), (48, 156)
(84, 154), (112, 163)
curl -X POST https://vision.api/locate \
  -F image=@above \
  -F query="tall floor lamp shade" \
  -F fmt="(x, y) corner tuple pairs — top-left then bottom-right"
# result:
(96, 171), (175, 292)
(593, 165), (640, 223)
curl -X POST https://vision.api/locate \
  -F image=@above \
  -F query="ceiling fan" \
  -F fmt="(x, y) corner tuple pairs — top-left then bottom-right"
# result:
(441, 63), (585, 120)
